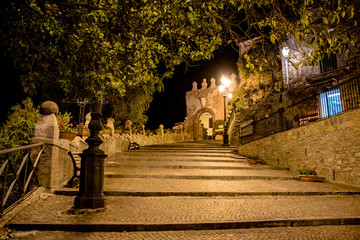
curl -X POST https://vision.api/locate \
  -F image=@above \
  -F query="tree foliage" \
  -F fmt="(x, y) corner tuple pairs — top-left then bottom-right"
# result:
(1, 0), (359, 124)
(2, 0), (232, 102)
(231, 0), (359, 69)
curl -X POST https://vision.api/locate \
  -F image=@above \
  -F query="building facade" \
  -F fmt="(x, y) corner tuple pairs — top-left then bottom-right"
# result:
(183, 74), (237, 140)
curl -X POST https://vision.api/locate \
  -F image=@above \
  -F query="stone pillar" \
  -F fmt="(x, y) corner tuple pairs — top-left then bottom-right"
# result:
(159, 124), (164, 142)
(106, 118), (115, 135)
(210, 77), (216, 87)
(192, 81), (198, 91)
(179, 125), (184, 140)
(33, 101), (74, 189)
(201, 78), (208, 89)
(141, 124), (145, 135)
(34, 101), (59, 139)
(125, 120), (132, 134)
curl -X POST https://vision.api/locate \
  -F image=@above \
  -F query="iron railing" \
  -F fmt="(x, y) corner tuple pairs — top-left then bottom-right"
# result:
(240, 76), (360, 144)
(0, 143), (44, 216)
(319, 53), (338, 73)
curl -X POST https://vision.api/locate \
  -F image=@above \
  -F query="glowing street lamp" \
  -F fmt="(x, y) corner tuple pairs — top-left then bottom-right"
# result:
(218, 76), (232, 146)
(282, 46), (290, 89)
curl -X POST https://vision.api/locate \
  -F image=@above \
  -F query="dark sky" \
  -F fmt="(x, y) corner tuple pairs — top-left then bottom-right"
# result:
(0, 45), (239, 129)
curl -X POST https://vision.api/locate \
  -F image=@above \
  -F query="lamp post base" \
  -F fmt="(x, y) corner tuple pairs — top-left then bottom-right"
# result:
(74, 109), (106, 209)
(223, 133), (230, 146)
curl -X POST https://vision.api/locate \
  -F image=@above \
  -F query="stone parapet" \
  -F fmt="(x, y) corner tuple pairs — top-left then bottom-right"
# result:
(31, 137), (87, 189)
(99, 133), (190, 155)
(32, 133), (189, 189)
(237, 108), (360, 187)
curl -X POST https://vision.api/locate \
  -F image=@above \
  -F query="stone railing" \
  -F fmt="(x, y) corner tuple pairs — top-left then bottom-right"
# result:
(31, 100), (192, 190)
(99, 132), (188, 155)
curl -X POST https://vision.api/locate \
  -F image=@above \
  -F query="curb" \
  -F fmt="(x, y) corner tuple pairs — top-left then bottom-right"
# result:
(104, 174), (298, 181)
(54, 189), (360, 197)
(8, 217), (360, 232)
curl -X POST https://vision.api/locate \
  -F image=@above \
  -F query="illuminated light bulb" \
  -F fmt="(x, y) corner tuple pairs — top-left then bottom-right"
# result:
(221, 76), (231, 88)
(282, 46), (289, 58)
(219, 85), (225, 93)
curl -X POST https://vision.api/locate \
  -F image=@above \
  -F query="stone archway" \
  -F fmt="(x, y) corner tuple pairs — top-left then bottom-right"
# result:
(192, 108), (216, 140)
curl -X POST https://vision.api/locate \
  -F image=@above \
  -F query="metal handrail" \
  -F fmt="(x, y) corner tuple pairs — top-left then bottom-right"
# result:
(0, 143), (44, 155)
(0, 143), (44, 216)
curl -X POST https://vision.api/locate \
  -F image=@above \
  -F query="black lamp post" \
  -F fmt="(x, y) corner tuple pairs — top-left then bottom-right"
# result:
(74, 101), (106, 209)
(219, 76), (232, 146)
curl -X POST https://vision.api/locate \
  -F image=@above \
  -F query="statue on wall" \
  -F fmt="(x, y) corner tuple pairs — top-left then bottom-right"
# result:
(192, 81), (198, 91)
(201, 78), (208, 89)
(210, 77), (216, 87)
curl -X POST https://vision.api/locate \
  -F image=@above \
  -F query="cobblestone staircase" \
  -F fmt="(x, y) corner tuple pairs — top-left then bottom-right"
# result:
(5, 141), (360, 239)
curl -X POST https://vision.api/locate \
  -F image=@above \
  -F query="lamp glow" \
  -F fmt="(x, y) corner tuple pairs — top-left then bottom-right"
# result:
(219, 85), (225, 93)
(221, 76), (231, 88)
(282, 46), (289, 58)
(228, 93), (232, 99)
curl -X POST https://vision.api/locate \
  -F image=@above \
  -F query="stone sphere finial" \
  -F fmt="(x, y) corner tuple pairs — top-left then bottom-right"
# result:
(40, 101), (59, 115)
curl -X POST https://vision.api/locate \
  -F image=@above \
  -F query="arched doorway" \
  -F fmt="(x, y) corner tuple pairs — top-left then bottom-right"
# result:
(199, 112), (213, 138)
(192, 108), (215, 140)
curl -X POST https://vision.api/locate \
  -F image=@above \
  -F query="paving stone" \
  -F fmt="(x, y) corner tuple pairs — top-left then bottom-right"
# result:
(4, 141), (360, 236)
(9, 226), (360, 240)
(102, 178), (360, 193)
(8, 195), (360, 225)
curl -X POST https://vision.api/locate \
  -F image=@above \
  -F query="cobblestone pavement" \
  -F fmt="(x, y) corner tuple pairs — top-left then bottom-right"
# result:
(9, 195), (360, 224)
(8, 226), (360, 240)
(4, 141), (360, 238)
(103, 178), (360, 193)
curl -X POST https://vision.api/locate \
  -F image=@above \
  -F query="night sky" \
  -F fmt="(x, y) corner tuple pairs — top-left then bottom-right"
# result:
(0, 45), (239, 129)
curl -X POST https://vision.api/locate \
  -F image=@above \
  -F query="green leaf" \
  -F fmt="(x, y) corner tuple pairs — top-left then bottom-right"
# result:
(322, 17), (328, 25)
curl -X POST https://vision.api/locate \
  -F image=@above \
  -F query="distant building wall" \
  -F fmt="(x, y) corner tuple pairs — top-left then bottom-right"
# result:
(183, 75), (237, 140)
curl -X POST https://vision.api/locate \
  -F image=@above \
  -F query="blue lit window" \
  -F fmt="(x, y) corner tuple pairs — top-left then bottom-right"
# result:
(320, 88), (342, 118)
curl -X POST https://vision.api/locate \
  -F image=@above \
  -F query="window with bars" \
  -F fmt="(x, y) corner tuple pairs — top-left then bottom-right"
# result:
(320, 87), (342, 118)
(319, 53), (338, 73)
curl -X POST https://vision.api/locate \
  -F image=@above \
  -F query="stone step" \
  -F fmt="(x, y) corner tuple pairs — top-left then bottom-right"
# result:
(105, 160), (254, 169)
(106, 155), (246, 163)
(104, 168), (296, 179)
(99, 178), (360, 195)
(118, 152), (236, 158)
(8, 195), (360, 232)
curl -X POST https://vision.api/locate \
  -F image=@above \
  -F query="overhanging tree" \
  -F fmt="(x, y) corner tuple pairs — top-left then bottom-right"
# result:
(2, 0), (359, 114)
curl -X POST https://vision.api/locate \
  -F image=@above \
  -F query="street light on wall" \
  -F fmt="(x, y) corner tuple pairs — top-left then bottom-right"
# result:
(282, 46), (290, 89)
(219, 76), (232, 146)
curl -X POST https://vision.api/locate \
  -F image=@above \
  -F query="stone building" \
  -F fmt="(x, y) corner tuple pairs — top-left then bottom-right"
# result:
(231, 36), (360, 186)
(183, 74), (237, 140)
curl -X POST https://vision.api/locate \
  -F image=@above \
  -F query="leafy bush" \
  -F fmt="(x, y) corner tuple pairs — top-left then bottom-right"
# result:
(0, 98), (39, 150)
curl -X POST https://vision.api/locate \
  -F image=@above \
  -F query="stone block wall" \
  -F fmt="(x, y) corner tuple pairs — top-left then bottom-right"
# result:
(32, 137), (87, 189)
(237, 108), (360, 186)
(99, 133), (189, 155)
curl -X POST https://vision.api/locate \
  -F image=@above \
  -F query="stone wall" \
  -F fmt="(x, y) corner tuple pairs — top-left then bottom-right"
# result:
(99, 132), (189, 155)
(33, 132), (188, 189)
(32, 137), (87, 189)
(237, 108), (360, 186)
